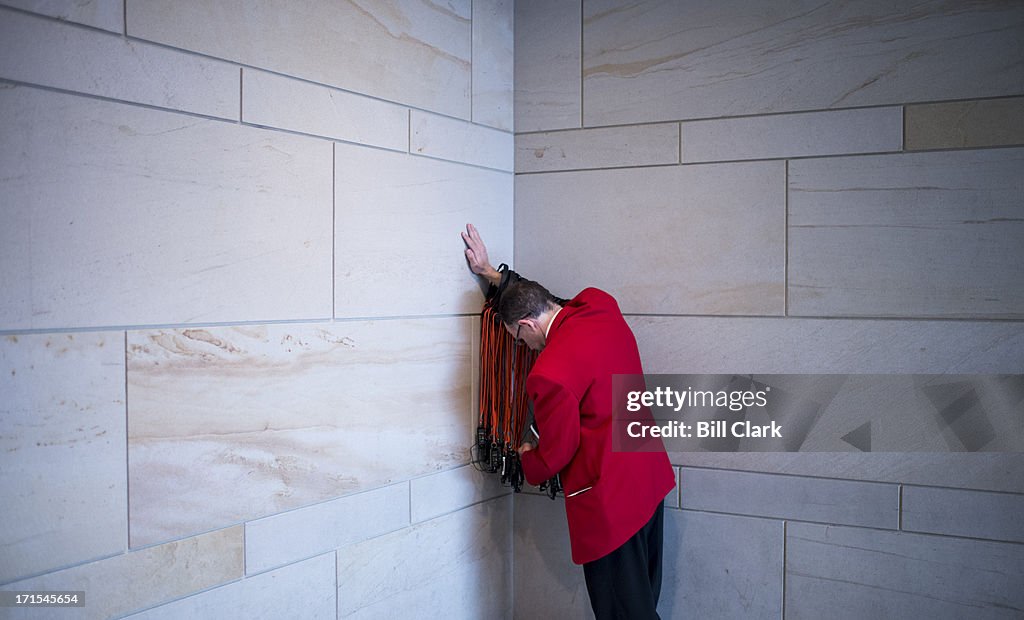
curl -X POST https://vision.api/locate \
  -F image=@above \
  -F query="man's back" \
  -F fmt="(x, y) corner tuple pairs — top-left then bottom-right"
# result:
(520, 287), (676, 565)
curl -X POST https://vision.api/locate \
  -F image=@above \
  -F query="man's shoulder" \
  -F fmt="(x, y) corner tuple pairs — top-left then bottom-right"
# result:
(573, 287), (615, 304)
(566, 287), (621, 316)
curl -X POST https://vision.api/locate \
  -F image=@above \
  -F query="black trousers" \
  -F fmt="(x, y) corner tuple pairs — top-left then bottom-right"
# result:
(582, 503), (665, 620)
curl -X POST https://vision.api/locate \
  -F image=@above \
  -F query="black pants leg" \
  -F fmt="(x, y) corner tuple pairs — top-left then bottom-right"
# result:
(582, 503), (665, 620)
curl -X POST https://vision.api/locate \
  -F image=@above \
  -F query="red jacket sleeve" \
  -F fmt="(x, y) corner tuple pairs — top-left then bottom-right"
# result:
(520, 373), (580, 486)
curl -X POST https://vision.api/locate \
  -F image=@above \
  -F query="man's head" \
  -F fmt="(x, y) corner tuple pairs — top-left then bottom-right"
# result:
(497, 279), (561, 351)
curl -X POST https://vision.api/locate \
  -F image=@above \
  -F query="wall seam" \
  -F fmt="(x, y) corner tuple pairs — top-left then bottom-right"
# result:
(677, 122), (683, 164)
(124, 330), (131, 551)
(238, 67), (243, 123)
(621, 312), (1024, 323)
(517, 96), (1024, 132)
(902, 104), (908, 151)
(0, 313), (494, 338)
(674, 465), (1023, 493)
(579, 0), (584, 129)
(785, 159), (790, 317)
(898, 484), (904, 530)
(781, 520), (787, 620)
(677, 506), (1024, 545)
(9, 307), (1022, 337)
(332, 141), (337, 320)
(469, 0), (474, 124)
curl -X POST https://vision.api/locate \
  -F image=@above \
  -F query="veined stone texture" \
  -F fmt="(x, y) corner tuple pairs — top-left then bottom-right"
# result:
(516, 123), (679, 172)
(334, 143), (512, 318)
(242, 69), (408, 152)
(472, 0), (513, 130)
(789, 148), (1024, 319)
(582, 0), (1024, 125)
(0, 332), (126, 584)
(125, 0), (473, 119)
(0, 0), (123, 32)
(906, 97), (1024, 150)
(411, 110), (514, 171)
(336, 497), (511, 619)
(0, 7), (237, 119)
(515, 161), (786, 315)
(786, 523), (1024, 619)
(0, 527), (243, 619)
(0, 85), (333, 331)
(514, 0), (581, 131)
(127, 319), (471, 546)
(125, 553), (335, 620)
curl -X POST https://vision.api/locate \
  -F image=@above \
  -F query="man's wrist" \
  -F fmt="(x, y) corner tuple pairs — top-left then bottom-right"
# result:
(482, 266), (502, 286)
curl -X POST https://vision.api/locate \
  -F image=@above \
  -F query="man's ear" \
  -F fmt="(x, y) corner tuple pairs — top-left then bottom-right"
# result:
(518, 317), (537, 330)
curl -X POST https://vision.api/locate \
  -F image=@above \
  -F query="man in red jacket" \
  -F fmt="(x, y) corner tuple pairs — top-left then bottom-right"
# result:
(463, 224), (676, 619)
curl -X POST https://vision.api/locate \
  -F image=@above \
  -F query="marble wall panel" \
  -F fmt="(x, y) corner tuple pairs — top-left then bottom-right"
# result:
(659, 510), (783, 620)
(334, 143), (512, 318)
(628, 316), (1024, 491)
(628, 316), (1024, 375)
(410, 464), (508, 524)
(128, 318), (469, 547)
(515, 162), (785, 315)
(0, 0), (122, 32)
(0, 85), (332, 331)
(126, 554), (335, 620)
(125, 0), (472, 118)
(470, 314), (481, 439)
(902, 486), (1024, 543)
(0, 332), (125, 584)
(582, 0), (1024, 126)
(671, 454), (1024, 496)
(665, 466), (680, 509)
(0, 526), (243, 620)
(681, 107), (902, 163)
(513, 494), (592, 619)
(906, 97), (1024, 151)
(411, 110), (514, 171)
(0, 7), (237, 119)
(678, 468), (897, 528)
(246, 483), (409, 576)
(337, 496), (511, 619)
(472, 0), (513, 131)
(786, 522), (1024, 619)
(515, 123), (679, 173)
(514, 0), (581, 132)
(789, 149), (1024, 319)
(242, 69), (408, 152)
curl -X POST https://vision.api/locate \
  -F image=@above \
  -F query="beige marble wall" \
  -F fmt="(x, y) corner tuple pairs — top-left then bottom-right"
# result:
(516, 161), (786, 315)
(0, 332), (126, 584)
(514, 1), (1023, 617)
(906, 96), (1024, 151)
(126, 0), (473, 119)
(580, 0), (1024, 127)
(334, 144), (512, 318)
(0, 7), (237, 119)
(0, 0), (123, 32)
(0, 527), (243, 619)
(0, 84), (333, 331)
(127, 318), (472, 547)
(2, 1), (515, 616)
(789, 148), (1024, 319)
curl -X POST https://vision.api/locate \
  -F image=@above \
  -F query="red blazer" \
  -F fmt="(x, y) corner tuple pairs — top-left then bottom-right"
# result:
(519, 288), (676, 564)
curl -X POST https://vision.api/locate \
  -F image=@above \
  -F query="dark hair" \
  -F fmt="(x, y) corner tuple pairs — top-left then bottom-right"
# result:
(497, 279), (559, 326)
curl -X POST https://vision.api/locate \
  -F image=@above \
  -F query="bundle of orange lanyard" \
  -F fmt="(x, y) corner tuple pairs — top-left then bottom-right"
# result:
(474, 301), (537, 491)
